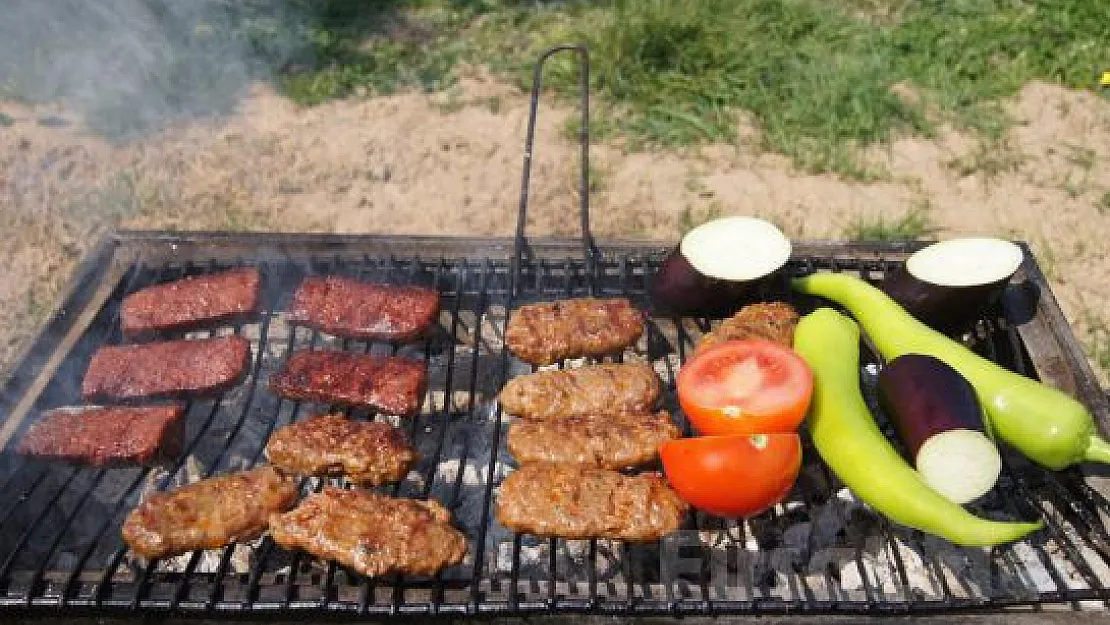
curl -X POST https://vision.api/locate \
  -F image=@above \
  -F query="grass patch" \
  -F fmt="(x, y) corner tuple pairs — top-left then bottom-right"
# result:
(1099, 191), (1110, 215)
(844, 204), (937, 242)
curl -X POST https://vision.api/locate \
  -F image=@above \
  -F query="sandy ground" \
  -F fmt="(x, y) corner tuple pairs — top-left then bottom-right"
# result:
(1, 69), (1109, 381)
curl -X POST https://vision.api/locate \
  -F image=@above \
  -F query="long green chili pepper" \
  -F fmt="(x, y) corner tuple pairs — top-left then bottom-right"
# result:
(794, 308), (1041, 546)
(793, 272), (1110, 470)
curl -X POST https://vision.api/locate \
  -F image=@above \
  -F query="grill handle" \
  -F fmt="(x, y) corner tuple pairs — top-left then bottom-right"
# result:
(512, 44), (597, 296)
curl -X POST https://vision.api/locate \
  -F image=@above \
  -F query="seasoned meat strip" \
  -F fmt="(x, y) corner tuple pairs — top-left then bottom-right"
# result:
(505, 298), (644, 365)
(290, 276), (440, 342)
(17, 404), (186, 466)
(121, 268), (261, 338)
(269, 350), (426, 416)
(496, 463), (687, 540)
(122, 466), (298, 559)
(269, 488), (467, 577)
(506, 411), (680, 469)
(499, 362), (660, 420)
(696, 302), (799, 354)
(265, 414), (418, 486)
(82, 336), (251, 401)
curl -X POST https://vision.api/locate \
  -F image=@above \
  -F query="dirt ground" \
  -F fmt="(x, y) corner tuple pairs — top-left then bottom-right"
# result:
(2, 69), (1109, 382)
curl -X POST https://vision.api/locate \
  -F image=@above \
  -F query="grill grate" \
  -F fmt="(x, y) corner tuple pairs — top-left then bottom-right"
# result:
(1, 44), (1110, 617)
(0, 236), (1109, 617)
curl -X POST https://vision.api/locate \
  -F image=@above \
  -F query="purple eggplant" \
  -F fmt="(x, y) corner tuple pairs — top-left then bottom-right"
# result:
(652, 216), (791, 316)
(882, 238), (1023, 331)
(877, 354), (1001, 504)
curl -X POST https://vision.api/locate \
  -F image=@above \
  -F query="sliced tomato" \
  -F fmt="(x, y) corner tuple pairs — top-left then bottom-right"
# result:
(677, 339), (813, 436)
(661, 433), (802, 518)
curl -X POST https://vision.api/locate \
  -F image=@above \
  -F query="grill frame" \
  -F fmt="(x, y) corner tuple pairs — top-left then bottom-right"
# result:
(0, 232), (1109, 618)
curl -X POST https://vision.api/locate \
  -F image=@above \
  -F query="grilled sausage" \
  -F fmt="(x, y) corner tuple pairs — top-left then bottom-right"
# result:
(506, 411), (680, 469)
(269, 488), (467, 577)
(696, 301), (799, 354)
(269, 350), (426, 416)
(122, 466), (298, 559)
(505, 298), (644, 365)
(289, 276), (439, 342)
(495, 463), (687, 540)
(121, 268), (261, 338)
(265, 414), (418, 486)
(499, 362), (660, 420)
(81, 336), (251, 401)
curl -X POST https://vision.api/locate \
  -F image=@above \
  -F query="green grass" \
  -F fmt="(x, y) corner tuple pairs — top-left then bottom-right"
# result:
(1099, 190), (1110, 215)
(844, 205), (937, 241)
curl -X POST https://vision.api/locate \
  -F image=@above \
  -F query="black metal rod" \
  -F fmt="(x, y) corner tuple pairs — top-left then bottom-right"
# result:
(512, 44), (595, 298)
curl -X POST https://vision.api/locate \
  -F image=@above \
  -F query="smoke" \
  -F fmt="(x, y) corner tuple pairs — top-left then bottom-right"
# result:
(0, 0), (312, 137)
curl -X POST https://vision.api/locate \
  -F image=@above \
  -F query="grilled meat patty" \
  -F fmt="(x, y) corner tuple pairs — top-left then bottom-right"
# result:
(496, 463), (687, 540)
(505, 298), (644, 365)
(506, 411), (680, 469)
(265, 414), (418, 486)
(289, 276), (440, 342)
(82, 336), (251, 401)
(696, 302), (799, 354)
(121, 268), (261, 338)
(269, 350), (426, 416)
(17, 404), (186, 466)
(122, 466), (298, 559)
(269, 488), (467, 577)
(499, 362), (660, 420)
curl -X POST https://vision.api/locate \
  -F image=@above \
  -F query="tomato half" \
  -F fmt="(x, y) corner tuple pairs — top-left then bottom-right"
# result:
(661, 433), (802, 518)
(677, 339), (813, 436)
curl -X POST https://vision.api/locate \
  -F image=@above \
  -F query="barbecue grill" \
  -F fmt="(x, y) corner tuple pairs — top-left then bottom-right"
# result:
(1, 46), (1110, 619)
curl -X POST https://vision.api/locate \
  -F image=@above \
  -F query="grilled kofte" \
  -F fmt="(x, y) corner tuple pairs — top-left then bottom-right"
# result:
(18, 404), (186, 466)
(499, 362), (660, 420)
(496, 463), (686, 540)
(82, 336), (251, 401)
(270, 350), (426, 416)
(507, 411), (680, 469)
(265, 415), (418, 486)
(505, 297), (644, 365)
(122, 466), (298, 559)
(121, 268), (261, 338)
(696, 301), (799, 354)
(269, 488), (467, 577)
(289, 276), (440, 342)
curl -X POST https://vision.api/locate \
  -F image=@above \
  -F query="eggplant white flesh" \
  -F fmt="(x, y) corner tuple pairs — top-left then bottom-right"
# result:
(882, 238), (1023, 330)
(652, 216), (791, 316)
(877, 354), (1001, 504)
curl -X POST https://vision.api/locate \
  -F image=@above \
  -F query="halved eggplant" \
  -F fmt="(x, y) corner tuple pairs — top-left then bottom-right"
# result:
(652, 217), (791, 316)
(877, 354), (1001, 504)
(882, 238), (1023, 331)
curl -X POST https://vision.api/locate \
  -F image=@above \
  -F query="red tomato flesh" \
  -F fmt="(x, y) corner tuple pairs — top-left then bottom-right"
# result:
(677, 339), (813, 436)
(661, 433), (802, 518)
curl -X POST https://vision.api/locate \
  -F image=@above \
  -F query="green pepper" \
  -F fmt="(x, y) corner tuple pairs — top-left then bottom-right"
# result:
(794, 308), (1041, 546)
(793, 272), (1110, 470)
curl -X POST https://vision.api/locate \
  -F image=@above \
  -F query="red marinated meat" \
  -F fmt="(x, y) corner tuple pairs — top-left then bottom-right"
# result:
(17, 404), (186, 465)
(81, 336), (251, 401)
(269, 350), (426, 416)
(289, 276), (439, 342)
(121, 268), (261, 338)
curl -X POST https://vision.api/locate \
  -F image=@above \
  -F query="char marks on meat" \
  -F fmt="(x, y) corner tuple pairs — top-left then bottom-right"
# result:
(269, 488), (467, 577)
(496, 463), (686, 540)
(289, 276), (439, 342)
(17, 404), (186, 466)
(265, 414), (418, 486)
(507, 411), (680, 469)
(498, 362), (660, 420)
(121, 268), (261, 338)
(696, 302), (799, 354)
(122, 466), (298, 559)
(505, 297), (644, 365)
(82, 336), (251, 401)
(269, 350), (426, 416)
